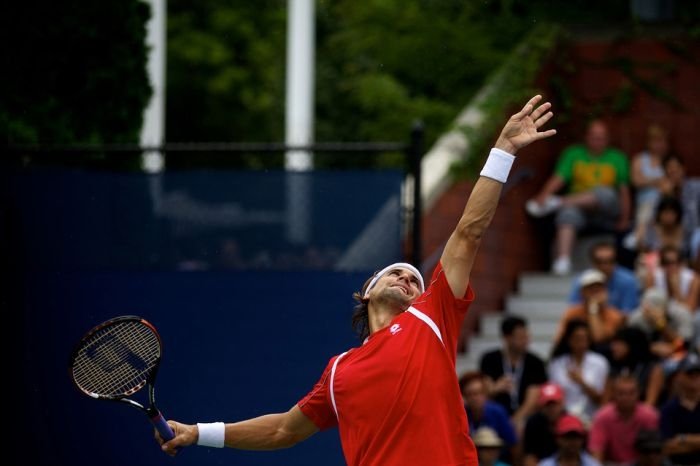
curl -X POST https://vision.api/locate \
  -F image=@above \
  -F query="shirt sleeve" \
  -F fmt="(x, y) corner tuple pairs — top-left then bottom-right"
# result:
(297, 357), (339, 431)
(410, 261), (474, 359)
(554, 146), (577, 183)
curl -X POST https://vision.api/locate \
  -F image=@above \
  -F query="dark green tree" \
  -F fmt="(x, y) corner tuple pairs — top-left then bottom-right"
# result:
(3, 0), (151, 145)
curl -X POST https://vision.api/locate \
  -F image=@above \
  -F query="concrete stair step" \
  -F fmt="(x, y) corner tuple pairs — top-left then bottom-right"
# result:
(506, 296), (567, 319)
(456, 339), (553, 375)
(480, 314), (560, 338)
(518, 273), (573, 298)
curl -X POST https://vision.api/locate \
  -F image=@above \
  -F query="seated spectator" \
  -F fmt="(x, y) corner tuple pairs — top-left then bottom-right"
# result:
(473, 426), (512, 466)
(635, 197), (686, 257)
(645, 245), (699, 313)
(628, 288), (692, 373)
(588, 374), (659, 465)
(631, 429), (670, 466)
(606, 327), (664, 407)
(659, 353), (700, 466)
(549, 319), (609, 425)
(522, 382), (567, 466)
(537, 414), (602, 466)
(459, 371), (517, 460)
(556, 269), (626, 353)
(660, 154), (700, 242)
(480, 315), (548, 429)
(526, 120), (631, 276)
(568, 241), (640, 313)
(625, 125), (670, 251)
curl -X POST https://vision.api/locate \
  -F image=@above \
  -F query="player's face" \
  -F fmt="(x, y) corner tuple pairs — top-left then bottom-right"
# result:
(371, 268), (422, 306)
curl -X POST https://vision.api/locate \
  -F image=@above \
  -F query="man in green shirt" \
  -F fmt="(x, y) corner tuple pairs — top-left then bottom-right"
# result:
(526, 120), (631, 275)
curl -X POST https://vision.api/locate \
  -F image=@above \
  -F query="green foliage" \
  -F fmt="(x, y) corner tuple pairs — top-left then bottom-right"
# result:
(3, 0), (151, 146)
(450, 23), (561, 179)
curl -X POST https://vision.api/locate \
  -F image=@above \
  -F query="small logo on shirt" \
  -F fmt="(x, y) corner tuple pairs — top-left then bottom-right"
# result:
(390, 323), (402, 335)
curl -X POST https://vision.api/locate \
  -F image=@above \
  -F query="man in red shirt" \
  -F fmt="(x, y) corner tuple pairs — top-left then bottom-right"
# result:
(157, 95), (556, 465)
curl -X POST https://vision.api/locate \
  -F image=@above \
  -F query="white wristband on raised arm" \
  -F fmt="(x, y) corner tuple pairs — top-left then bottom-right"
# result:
(197, 422), (226, 448)
(480, 148), (515, 183)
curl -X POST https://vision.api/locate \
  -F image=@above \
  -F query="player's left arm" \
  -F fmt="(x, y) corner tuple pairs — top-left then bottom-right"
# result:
(440, 95), (556, 297)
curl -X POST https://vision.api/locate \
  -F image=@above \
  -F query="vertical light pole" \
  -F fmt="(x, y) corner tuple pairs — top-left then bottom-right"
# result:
(285, 0), (315, 243)
(141, 0), (166, 173)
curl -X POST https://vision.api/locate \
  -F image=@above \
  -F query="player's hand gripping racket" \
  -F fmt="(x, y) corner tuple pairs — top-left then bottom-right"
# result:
(69, 315), (175, 441)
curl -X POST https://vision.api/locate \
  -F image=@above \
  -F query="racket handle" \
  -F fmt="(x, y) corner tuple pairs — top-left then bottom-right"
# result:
(150, 410), (175, 441)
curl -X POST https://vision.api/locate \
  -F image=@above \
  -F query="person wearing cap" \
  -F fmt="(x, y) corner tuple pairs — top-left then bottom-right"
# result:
(568, 241), (640, 313)
(156, 97), (557, 464)
(588, 374), (659, 465)
(522, 382), (567, 466)
(538, 414), (602, 466)
(628, 288), (693, 372)
(472, 426), (511, 466)
(659, 352), (700, 466)
(554, 268), (626, 351)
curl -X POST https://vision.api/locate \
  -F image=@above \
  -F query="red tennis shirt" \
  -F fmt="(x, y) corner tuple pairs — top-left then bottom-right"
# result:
(298, 262), (478, 466)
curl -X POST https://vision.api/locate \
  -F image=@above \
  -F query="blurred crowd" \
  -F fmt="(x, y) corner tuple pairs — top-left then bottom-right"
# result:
(464, 120), (699, 466)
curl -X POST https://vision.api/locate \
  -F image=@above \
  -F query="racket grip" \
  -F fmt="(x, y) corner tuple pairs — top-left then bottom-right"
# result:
(150, 410), (175, 441)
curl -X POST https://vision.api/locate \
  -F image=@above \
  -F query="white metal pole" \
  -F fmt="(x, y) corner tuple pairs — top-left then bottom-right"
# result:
(141, 0), (166, 173)
(285, 0), (315, 244)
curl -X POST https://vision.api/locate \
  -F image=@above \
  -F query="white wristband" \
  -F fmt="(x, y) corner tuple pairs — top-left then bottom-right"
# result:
(197, 422), (226, 448)
(480, 148), (515, 183)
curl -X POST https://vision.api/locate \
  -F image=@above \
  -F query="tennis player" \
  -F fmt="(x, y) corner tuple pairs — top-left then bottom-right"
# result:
(157, 95), (556, 465)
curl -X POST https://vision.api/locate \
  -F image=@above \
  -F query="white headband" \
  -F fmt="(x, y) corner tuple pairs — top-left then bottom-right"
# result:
(363, 262), (425, 299)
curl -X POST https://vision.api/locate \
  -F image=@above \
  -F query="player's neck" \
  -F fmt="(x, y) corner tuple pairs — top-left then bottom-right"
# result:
(367, 303), (403, 334)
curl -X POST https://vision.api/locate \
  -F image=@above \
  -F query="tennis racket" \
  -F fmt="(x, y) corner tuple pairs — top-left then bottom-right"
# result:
(69, 315), (175, 441)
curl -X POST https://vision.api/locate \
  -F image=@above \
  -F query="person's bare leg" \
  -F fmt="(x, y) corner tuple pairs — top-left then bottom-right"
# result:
(552, 224), (576, 275)
(556, 224), (576, 258)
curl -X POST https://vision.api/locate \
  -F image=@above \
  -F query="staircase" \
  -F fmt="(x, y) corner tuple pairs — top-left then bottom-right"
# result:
(455, 272), (572, 375)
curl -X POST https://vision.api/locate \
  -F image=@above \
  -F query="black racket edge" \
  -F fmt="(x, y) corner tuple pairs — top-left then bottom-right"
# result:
(68, 315), (163, 399)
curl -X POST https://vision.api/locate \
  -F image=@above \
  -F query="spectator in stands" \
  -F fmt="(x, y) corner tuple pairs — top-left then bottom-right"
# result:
(631, 429), (670, 466)
(522, 382), (567, 466)
(625, 125), (669, 251)
(479, 315), (548, 430)
(605, 327), (664, 407)
(628, 288), (692, 373)
(526, 120), (631, 276)
(645, 245), (699, 313)
(538, 414), (602, 466)
(555, 269), (626, 353)
(588, 374), (659, 465)
(568, 241), (640, 313)
(659, 353), (700, 466)
(549, 319), (609, 425)
(660, 154), (700, 242)
(693, 313), (700, 355)
(636, 197), (687, 256)
(473, 426), (512, 466)
(459, 371), (517, 461)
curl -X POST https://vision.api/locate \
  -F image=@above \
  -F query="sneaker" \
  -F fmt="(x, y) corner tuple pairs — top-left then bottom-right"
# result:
(551, 256), (571, 276)
(622, 232), (638, 250)
(526, 196), (562, 218)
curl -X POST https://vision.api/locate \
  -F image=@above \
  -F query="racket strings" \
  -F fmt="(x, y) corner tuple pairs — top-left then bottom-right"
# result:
(72, 321), (161, 397)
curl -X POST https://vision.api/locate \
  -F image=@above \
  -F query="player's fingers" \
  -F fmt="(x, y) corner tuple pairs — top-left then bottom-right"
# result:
(535, 111), (554, 128)
(513, 95), (542, 119)
(531, 101), (551, 121)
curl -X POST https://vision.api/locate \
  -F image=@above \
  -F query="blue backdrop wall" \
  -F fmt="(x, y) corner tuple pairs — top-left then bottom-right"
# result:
(18, 270), (363, 465)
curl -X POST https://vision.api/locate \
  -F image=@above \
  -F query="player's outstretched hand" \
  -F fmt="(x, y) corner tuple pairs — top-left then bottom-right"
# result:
(494, 94), (556, 155)
(155, 420), (197, 456)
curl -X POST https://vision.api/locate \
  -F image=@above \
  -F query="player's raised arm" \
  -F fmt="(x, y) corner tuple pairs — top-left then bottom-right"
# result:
(440, 95), (556, 297)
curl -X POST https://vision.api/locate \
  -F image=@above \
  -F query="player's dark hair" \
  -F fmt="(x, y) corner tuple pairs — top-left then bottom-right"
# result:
(501, 315), (527, 337)
(351, 275), (375, 341)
